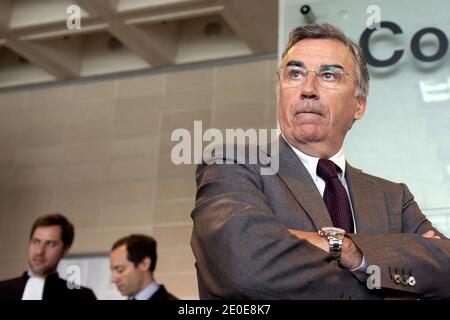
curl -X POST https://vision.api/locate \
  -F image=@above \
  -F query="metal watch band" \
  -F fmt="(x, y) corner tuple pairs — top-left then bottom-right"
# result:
(328, 237), (343, 260)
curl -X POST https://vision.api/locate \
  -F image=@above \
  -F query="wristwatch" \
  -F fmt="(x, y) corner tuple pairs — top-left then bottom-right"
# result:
(318, 227), (345, 261)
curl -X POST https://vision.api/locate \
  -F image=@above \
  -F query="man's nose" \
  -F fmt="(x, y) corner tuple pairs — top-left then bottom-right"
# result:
(300, 72), (319, 100)
(35, 243), (45, 255)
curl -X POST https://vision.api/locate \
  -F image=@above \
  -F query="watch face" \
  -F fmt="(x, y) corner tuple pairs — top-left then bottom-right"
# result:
(321, 227), (345, 236)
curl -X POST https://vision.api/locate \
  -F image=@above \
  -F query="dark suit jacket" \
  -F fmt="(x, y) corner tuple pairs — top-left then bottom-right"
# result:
(148, 285), (178, 300)
(0, 272), (97, 300)
(190, 136), (450, 299)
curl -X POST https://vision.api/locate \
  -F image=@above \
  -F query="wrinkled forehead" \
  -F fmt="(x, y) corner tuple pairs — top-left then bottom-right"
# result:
(281, 38), (354, 71)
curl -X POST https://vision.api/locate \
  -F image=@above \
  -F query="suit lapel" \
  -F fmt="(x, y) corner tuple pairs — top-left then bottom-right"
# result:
(274, 137), (332, 230)
(345, 163), (389, 234)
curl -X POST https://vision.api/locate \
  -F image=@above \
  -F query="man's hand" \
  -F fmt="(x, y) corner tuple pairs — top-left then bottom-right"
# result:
(339, 236), (363, 270)
(288, 229), (363, 270)
(422, 230), (441, 239)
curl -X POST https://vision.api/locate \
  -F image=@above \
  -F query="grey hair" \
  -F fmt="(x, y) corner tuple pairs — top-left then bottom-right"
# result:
(280, 23), (369, 99)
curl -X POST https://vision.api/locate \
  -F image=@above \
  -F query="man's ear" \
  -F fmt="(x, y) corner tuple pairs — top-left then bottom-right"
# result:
(354, 96), (367, 120)
(138, 257), (151, 271)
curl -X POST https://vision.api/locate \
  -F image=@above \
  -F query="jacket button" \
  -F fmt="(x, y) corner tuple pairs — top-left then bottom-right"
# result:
(394, 274), (402, 284)
(408, 276), (416, 287)
(401, 275), (409, 285)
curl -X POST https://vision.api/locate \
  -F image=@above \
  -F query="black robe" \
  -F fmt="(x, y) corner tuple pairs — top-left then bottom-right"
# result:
(0, 272), (97, 300)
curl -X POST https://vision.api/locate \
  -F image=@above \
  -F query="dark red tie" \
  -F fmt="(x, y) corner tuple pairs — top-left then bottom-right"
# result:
(316, 159), (354, 233)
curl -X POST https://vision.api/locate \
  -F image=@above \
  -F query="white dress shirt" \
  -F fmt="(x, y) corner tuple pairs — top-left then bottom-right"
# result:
(132, 281), (160, 300)
(283, 138), (367, 271)
(21, 271), (45, 300)
(287, 143), (358, 231)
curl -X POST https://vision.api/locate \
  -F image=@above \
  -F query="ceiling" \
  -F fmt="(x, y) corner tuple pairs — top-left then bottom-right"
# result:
(0, 0), (278, 89)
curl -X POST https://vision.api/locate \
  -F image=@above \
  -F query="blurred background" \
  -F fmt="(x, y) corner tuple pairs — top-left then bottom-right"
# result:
(0, 0), (449, 299)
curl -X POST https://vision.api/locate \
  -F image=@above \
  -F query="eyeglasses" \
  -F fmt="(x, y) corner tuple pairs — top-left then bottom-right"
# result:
(277, 66), (352, 89)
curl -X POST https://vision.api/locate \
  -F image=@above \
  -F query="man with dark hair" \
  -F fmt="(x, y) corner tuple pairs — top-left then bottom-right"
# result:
(191, 23), (450, 299)
(110, 234), (178, 300)
(0, 213), (97, 300)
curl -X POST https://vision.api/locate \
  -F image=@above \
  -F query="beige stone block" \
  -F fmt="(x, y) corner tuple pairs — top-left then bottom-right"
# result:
(71, 80), (116, 102)
(15, 166), (60, 187)
(109, 135), (159, 159)
(157, 247), (196, 273)
(266, 98), (278, 127)
(153, 199), (194, 224)
(19, 125), (64, 147)
(0, 227), (30, 258)
(161, 109), (211, 134)
(0, 91), (27, 112)
(105, 179), (155, 204)
(212, 102), (267, 128)
(117, 73), (166, 98)
(0, 112), (20, 131)
(60, 162), (108, 183)
(157, 152), (196, 179)
(113, 95), (163, 138)
(0, 257), (27, 280)
(152, 224), (192, 248)
(55, 181), (105, 204)
(27, 85), (71, 109)
(53, 182), (105, 229)
(62, 141), (109, 164)
(1, 207), (36, 238)
(266, 58), (279, 76)
(20, 106), (68, 128)
(214, 83), (267, 106)
(0, 130), (20, 149)
(154, 273), (198, 299)
(0, 168), (15, 192)
(159, 130), (176, 156)
(155, 177), (196, 201)
(101, 201), (153, 227)
(68, 99), (112, 124)
(63, 119), (111, 143)
(69, 228), (105, 253)
(216, 60), (267, 87)
(266, 79), (278, 101)
(164, 89), (212, 111)
(16, 145), (64, 167)
(0, 146), (15, 169)
(55, 202), (102, 230)
(109, 157), (157, 181)
(167, 68), (213, 93)
(4, 186), (55, 223)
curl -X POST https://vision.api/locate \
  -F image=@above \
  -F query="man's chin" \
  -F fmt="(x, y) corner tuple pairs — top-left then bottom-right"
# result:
(30, 265), (56, 277)
(288, 130), (325, 145)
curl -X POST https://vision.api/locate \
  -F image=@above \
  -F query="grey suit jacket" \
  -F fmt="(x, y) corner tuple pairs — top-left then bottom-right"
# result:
(190, 136), (450, 299)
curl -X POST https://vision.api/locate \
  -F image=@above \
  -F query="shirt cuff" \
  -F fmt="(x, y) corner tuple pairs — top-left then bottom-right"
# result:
(351, 255), (368, 272)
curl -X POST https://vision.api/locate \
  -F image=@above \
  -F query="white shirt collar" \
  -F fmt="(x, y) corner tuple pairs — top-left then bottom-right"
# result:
(22, 270), (46, 300)
(133, 281), (159, 300)
(282, 135), (347, 180)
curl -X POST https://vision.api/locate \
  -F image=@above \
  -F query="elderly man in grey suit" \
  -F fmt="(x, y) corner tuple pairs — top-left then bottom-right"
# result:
(190, 23), (450, 299)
